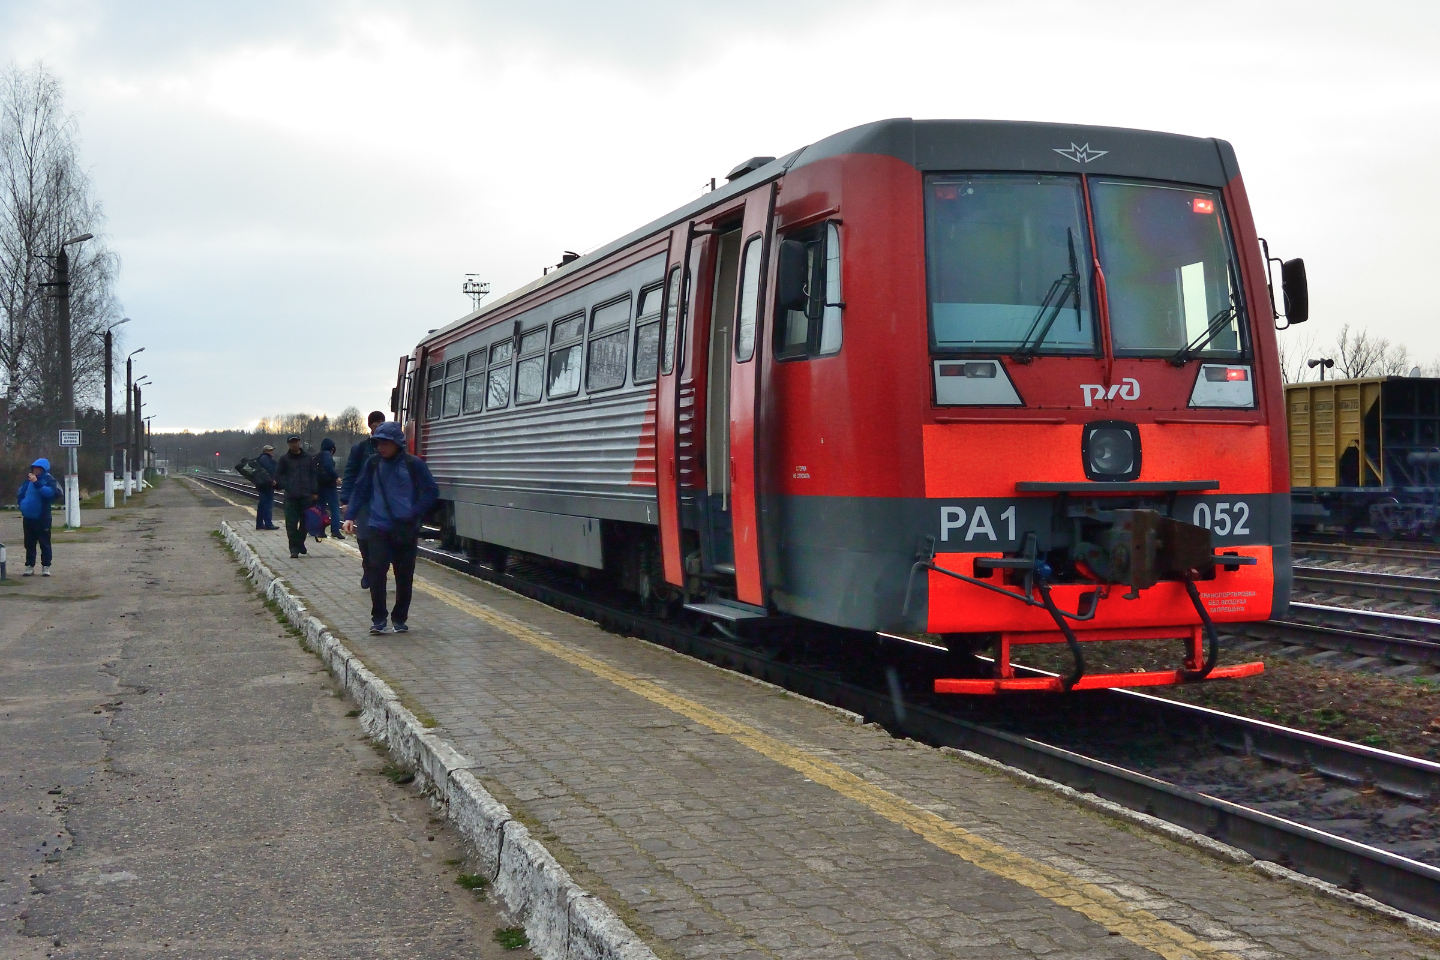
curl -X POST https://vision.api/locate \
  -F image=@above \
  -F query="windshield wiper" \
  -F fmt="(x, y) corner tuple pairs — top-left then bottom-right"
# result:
(1012, 229), (1082, 364)
(1170, 261), (1247, 365)
(1170, 301), (1239, 366)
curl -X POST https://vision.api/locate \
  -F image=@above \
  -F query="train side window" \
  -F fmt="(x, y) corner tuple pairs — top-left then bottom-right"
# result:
(735, 235), (763, 362)
(426, 362), (443, 420)
(515, 326), (546, 405)
(486, 339), (513, 411)
(587, 295), (632, 393)
(660, 266), (681, 376)
(549, 312), (584, 398)
(774, 222), (842, 361)
(442, 360), (464, 418)
(634, 281), (664, 383)
(462, 349), (486, 414)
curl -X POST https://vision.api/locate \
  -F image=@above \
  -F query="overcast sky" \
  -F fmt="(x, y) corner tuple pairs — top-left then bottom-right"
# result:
(3, 0), (1437, 430)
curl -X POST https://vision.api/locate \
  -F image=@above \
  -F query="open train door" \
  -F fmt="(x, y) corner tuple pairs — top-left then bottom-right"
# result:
(655, 186), (774, 602)
(655, 229), (690, 586)
(395, 351), (422, 454)
(726, 186), (776, 605)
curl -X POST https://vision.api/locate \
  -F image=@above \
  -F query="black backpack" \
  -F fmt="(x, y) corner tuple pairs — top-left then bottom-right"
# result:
(315, 453), (339, 486)
(237, 457), (272, 487)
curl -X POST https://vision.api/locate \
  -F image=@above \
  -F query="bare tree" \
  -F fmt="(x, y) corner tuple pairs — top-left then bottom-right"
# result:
(0, 62), (119, 450)
(1333, 323), (1388, 379)
(334, 405), (363, 446)
(1379, 341), (1413, 376)
(1276, 330), (1317, 384)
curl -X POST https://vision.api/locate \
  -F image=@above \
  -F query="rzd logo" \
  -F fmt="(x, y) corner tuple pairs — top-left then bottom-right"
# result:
(1081, 378), (1140, 407)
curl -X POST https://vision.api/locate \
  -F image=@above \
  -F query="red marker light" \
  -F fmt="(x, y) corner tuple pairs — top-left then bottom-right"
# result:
(1192, 198), (1215, 214)
(935, 185), (958, 200)
(1226, 367), (1248, 381)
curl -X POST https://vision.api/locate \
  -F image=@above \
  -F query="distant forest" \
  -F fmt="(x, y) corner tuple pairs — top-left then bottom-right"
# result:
(154, 408), (367, 475)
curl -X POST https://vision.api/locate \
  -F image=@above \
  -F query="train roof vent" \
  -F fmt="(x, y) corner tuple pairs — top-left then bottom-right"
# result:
(725, 156), (776, 181)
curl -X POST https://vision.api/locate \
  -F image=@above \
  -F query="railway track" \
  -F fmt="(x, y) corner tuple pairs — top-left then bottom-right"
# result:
(191, 473), (1440, 921)
(1293, 565), (1440, 607)
(1295, 538), (1440, 567)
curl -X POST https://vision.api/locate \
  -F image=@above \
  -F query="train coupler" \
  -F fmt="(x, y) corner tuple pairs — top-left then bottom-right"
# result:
(933, 624), (1264, 694)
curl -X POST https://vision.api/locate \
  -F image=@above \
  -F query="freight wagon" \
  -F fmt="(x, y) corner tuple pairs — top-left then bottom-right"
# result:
(1288, 376), (1440, 538)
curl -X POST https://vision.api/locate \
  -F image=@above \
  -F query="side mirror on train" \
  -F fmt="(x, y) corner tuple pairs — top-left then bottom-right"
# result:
(1281, 258), (1309, 324)
(776, 239), (809, 311)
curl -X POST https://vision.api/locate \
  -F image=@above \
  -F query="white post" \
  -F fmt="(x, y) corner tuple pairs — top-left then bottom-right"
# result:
(103, 471), (114, 509)
(122, 450), (130, 500)
(65, 447), (81, 529)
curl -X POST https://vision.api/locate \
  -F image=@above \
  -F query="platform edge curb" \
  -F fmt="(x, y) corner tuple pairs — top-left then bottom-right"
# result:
(941, 746), (1440, 937)
(219, 520), (660, 960)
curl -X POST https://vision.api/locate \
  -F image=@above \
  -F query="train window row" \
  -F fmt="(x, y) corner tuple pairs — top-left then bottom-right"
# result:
(427, 280), (666, 421)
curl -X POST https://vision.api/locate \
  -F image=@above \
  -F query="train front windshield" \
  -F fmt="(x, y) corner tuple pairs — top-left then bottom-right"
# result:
(925, 175), (1247, 359)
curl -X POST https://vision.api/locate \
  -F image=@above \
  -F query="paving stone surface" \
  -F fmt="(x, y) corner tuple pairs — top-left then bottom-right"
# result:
(1, 483), (528, 959)
(192, 478), (1440, 960)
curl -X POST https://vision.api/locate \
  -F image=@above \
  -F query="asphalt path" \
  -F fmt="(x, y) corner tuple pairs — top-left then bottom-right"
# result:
(0, 481), (524, 959)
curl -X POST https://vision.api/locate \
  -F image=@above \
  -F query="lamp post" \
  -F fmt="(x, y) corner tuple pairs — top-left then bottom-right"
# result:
(124, 348), (144, 500)
(1308, 357), (1335, 381)
(143, 415), (154, 475)
(53, 232), (93, 528)
(133, 379), (150, 491)
(99, 318), (130, 507)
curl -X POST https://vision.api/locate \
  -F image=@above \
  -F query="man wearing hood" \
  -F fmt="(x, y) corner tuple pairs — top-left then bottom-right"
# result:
(342, 422), (438, 634)
(16, 458), (59, 576)
(340, 410), (387, 588)
(315, 437), (343, 541)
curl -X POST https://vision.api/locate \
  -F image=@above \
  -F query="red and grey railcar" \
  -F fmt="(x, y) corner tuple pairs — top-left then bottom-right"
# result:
(394, 118), (1307, 693)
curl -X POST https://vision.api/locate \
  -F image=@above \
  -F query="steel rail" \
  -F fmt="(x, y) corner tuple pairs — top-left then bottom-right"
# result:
(1293, 565), (1440, 606)
(1295, 539), (1440, 567)
(190, 473), (1440, 920)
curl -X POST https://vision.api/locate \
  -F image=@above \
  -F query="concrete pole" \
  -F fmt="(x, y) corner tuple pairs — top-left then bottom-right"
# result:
(103, 328), (114, 508)
(54, 246), (81, 528)
(123, 357), (133, 499)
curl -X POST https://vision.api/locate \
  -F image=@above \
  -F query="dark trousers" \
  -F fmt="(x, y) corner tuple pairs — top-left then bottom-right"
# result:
(319, 488), (341, 535)
(283, 497), (309, 554)
(256, 487), (275, 528)
(23, 517), (52, 567)
(363, 529), (417, 625)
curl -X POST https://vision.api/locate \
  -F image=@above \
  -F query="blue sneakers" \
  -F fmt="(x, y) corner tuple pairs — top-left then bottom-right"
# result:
(391, 622), (409, 634)
(369, 620), (388, 635)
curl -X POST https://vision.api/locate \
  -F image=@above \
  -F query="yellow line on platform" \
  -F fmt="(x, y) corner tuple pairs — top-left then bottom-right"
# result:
(309, 542), (1243, 960)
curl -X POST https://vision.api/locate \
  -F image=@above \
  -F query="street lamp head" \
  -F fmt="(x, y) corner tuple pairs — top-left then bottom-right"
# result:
(62, 233), (93, 246)
(128, 347), (145, 358)
(109, 317), (131, 329)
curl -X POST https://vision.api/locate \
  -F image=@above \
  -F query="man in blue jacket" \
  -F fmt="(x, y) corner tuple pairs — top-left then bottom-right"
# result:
(342, 422), (438, 634)
(340, 410), (386, 588)
(16, 457), (59, 576)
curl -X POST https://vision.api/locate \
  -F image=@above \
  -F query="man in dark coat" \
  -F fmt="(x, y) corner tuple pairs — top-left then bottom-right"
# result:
(274, 435), (318, 558)
(315, 438), (343, 541)
(342, 422), (438, 634)
(16, 457), (59, 576)
(340, 410), (387, 588)
(254, 444), (279, 530)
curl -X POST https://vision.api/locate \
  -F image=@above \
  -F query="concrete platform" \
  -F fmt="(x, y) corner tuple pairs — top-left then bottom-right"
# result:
(0, 484), (532, 959)
(187, 479), (1440, 960)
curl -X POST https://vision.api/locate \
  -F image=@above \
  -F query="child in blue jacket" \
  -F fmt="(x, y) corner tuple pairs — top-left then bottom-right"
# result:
(16, 457), (59, 576)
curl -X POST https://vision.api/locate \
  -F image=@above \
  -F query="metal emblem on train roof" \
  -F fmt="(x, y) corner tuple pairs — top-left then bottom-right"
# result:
(1053, 143), (1108, 163)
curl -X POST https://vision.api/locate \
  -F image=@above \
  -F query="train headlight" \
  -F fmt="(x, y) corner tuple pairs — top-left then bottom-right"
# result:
(1083, 421), (1141, 482)
(1189, 364), (1255, 408)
